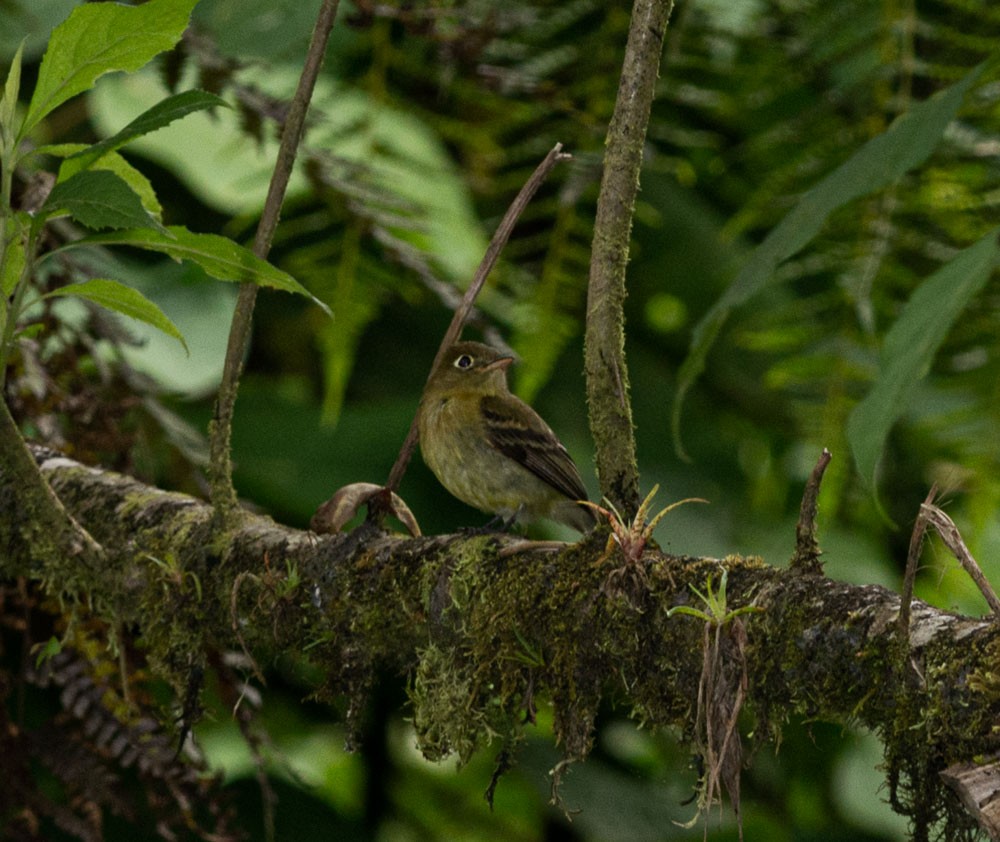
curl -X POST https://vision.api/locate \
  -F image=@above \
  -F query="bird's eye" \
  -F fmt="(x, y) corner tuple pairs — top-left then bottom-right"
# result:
(454, 354), (474, 370)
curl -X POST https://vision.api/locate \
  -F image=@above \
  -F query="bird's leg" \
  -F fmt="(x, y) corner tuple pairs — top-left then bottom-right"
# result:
(499, 507), (522, 532)
(460, 507), (523, 535)
(459, 515), (506, 536)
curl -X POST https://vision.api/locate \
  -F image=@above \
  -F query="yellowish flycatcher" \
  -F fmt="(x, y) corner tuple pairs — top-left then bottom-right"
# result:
(418, 341), (595, 533)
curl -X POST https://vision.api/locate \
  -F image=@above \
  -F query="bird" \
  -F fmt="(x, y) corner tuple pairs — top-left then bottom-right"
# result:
(417, 341), (595, 533)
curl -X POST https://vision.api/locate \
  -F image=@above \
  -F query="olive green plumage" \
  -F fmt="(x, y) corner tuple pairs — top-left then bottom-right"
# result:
(417, 341), (595, 533)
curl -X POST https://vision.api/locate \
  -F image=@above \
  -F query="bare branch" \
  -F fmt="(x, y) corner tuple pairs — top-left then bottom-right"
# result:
(901, 488), (1000, 646)
(790, 448), (832, 574)
(941, 754), (1000, 841)
(900, 486), (938, 638)
(921, 501), (1000, 618)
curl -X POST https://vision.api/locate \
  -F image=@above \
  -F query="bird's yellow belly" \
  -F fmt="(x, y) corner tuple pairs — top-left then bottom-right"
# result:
(419, 397), (547, 518)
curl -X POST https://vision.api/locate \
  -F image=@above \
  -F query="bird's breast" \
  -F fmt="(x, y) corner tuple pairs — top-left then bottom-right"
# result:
(418, 394), (530, 516)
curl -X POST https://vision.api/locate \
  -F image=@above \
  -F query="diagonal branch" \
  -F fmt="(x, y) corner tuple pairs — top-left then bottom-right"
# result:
(208, 0), (341, 522)
(383, 143), (571, 495)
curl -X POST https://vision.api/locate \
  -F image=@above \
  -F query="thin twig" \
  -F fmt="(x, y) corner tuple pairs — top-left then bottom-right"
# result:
(898, 486), (1000, 640)
(208, 0), (341, 521)
(790, 448), (832, 574)
(383, 142), (571, 494)
(899, 486), (937, 640)
(584, 0), (674, 516)
(922, 502), (1000, 618)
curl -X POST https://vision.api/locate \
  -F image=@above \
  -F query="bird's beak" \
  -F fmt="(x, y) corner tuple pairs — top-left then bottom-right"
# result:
(485, 356), (514, 372)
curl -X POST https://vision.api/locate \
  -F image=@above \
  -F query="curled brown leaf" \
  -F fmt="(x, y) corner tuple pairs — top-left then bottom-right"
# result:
(310, 482), (421, 536)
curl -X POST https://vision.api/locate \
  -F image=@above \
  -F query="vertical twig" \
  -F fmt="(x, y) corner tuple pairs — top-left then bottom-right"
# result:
(899, 486), (937, 639)
(383, 143), (571, 495)
(584, 0), (674, 516)
(208, 0), (341, 522)
(790, 448), (832, 574)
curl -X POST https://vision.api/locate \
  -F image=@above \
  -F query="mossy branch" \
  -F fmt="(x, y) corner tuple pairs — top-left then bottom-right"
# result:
(585, 0), (674, 516)
(8, 446), (1000, 839)
(0, 407), (102, 578)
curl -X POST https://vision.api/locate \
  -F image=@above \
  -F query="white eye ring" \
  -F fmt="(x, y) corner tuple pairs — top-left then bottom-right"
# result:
(454, 354), (474, 369)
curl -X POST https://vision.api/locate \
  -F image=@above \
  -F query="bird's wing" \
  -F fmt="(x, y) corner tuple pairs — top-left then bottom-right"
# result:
(479, 394), (589, 502)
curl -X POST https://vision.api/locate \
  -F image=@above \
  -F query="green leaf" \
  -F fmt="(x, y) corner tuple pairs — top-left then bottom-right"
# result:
(1, 213), (29, 297)
(1, 40), (25, 136)
(23, 0), (198, 136)
(2, 245), (25, 302)
(847, 228), (999, 492)
(673, 60), (988, 455)
(93, 151), (164, 221)
(46, 277), (188, 352)
(68, 226), (331, 313)
(39, 169), (167, 233)
(64, 89), (229, 174)
(27, 141), (88, 158)
(114, 259), (235, 398)
(34, 635), (62, 668)
(52, 145), (164, 219)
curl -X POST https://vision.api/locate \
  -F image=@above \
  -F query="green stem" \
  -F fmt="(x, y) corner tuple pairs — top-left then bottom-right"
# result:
(0, 241), (31, 387)
(0, 148), (24, 389)
(0, 140), (13, 372)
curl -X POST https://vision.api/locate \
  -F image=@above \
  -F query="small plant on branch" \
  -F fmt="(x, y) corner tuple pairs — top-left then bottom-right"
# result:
(668, 567), (763, 840)
(583, 483), (707, 565)
(582, 484), (706, 600)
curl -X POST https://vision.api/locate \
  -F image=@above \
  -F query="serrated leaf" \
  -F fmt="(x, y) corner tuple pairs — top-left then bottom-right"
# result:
(673, 60), (988, 454)
(46, 277), (188, 352)
(54, 146), (164, 220)
(40, 169), (167, 233)
(2, 213), (29, 297)
(68, 226), (331, 313)
(23, 0), (198, 136)
(94, 151), (164, 221)
(28, 142), (89, 158)
(2, 243), (25, 301)
(64, 89), (229, 174)
(847, 228), (999, 492)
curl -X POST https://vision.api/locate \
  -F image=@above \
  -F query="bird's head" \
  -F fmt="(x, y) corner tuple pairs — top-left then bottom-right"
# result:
(426, 341), (514, 396)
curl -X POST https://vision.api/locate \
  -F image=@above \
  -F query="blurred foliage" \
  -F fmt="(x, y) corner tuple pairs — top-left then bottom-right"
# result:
(2, 0), (1000, 839)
